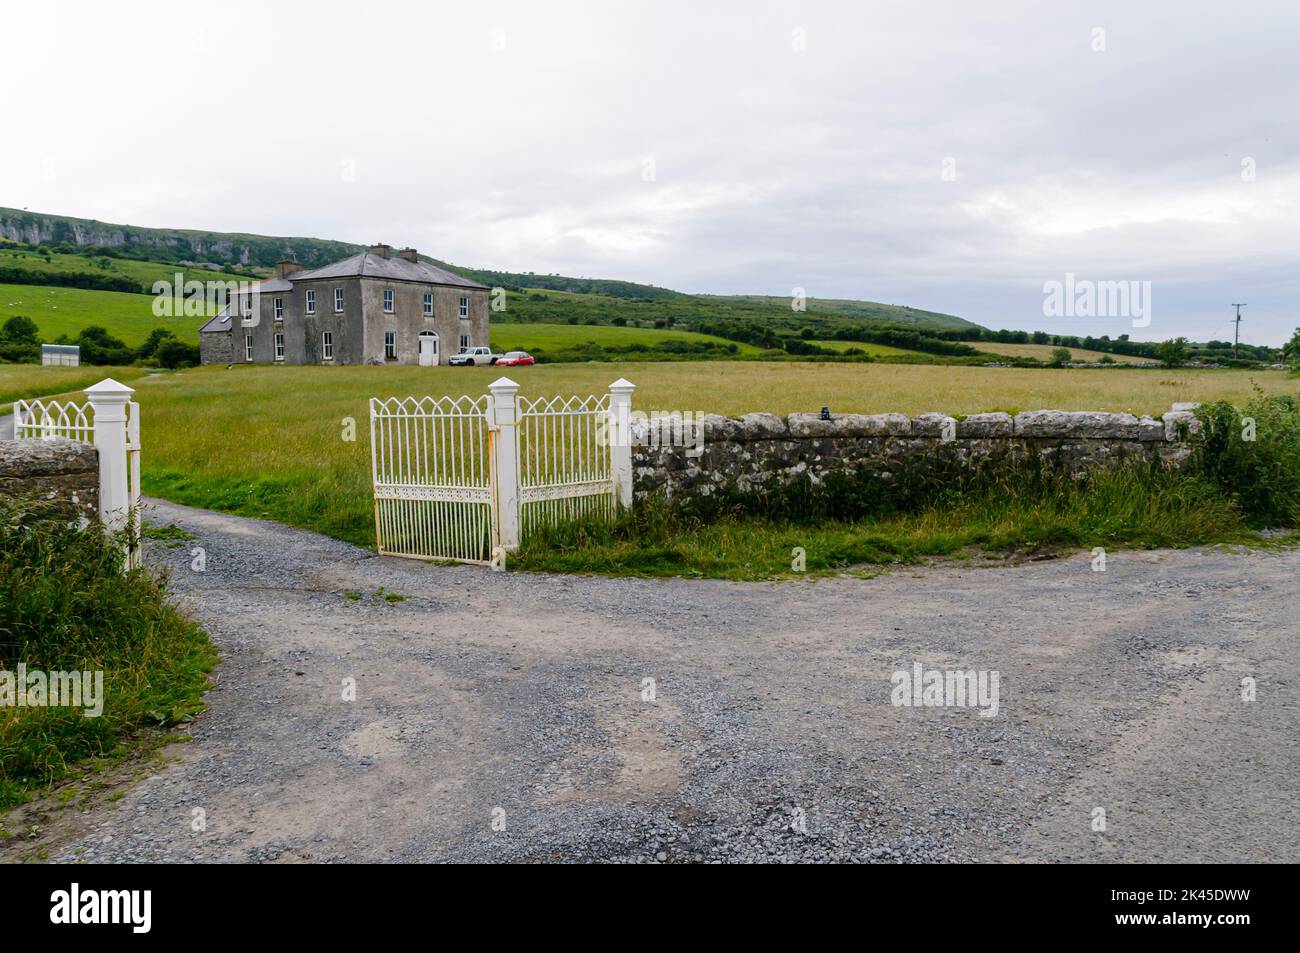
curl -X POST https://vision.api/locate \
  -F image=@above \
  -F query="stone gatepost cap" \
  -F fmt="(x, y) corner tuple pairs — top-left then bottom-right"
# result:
(84, 378), (136, 399)
(609, 378), (636, 392)
(488, 376), (520, 392)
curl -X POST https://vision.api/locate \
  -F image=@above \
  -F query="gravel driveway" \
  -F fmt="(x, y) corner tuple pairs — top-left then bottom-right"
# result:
(8, 498), (1298, 863)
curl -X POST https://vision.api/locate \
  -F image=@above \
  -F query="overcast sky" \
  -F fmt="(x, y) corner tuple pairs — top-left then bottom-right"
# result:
(5, 1), (1298, 344)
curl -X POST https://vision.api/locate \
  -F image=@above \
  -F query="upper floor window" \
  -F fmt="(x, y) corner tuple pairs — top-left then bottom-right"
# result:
(274, 297), (283, 320)
(423, 292), (433, 316)
(383, 289), (394, 313)
(334, 287), (344, 312)
(305, 289), (316, 314)
(243, 294), (252, 317)
(384, 330), (397, 360)
(458, 296), (469, 318)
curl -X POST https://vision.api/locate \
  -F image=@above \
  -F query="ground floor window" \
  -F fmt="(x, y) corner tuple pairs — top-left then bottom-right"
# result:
(245, 334), (253, 362)
(322, 331), (333, 360)
(274, 332), (285, 361)
(459, 334), (469, 351)
(385, 330), (397, 359)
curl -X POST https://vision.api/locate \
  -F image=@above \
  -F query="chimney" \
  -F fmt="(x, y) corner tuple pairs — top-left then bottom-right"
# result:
(275, 259), (303, 278)
(368, 243), (391, 259)
(397, 247), (418, 263)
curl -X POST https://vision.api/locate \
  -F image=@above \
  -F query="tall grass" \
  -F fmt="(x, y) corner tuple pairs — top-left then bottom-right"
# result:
(513, 456), (1256, 580)
(0, 509), (217, 807)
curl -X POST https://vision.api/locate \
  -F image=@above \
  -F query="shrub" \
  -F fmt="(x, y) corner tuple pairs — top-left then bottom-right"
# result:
(1189, 395), (1300, 527)
(76, 325), (134, 365)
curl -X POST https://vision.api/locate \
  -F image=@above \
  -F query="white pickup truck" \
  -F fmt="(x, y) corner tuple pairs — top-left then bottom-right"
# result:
(447, 346), (497, 366)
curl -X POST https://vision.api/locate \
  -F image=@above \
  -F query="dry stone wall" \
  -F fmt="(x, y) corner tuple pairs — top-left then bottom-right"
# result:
(0, 437), (99, 523)
(632, 405), (1202, 499)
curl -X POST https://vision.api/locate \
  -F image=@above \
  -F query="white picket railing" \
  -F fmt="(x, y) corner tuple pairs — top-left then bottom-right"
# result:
(13, 378), (142, 569)
(369, 377), (635, 564)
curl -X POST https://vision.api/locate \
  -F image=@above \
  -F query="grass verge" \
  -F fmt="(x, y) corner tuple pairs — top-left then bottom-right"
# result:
(514, 396), (1300, 579)
(0, 510), (217, 809)
(512, 463), (1254, 580)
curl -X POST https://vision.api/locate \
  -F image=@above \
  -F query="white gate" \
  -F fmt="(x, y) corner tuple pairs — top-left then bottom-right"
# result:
(517, 393), (615, 536)
(13, 378), (142, 569)
(369, 377), (635, 564)
(369, 394), (497, 563)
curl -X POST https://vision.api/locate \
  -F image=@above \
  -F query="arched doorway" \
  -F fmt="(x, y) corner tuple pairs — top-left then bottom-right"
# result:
(418, 331), (439, 367)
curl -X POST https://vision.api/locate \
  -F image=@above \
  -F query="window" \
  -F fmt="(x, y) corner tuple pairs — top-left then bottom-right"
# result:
(423, 292), (433, 316)
(383, 289), (394, 313)
(459, 334), (469, 351)
(458, 296), (469, 318)
(245, 334), (253, 362)
(305, 289), (316, 314)
(384, 331), (397, 360)
(334, 288), (344, 312)
(274, 332), (285, 361)
(243, 294), (252, 317)
(322, 331), (333, 360)
(274, 297), (283, 320)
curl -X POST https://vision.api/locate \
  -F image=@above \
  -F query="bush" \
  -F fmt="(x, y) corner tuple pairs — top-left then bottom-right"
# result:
(0, 315), (40, 363)
(0, 510), (216, 806)
(76, 325), (134, 365)
(1189, 395), (1300, 527)
(155, 337), (200, 369)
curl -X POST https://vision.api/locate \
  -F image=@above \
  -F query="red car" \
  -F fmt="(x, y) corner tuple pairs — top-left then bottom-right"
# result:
(496, 350), (535, 367)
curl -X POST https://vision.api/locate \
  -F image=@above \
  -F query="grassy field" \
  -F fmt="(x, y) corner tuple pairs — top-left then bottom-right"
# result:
(814, 339), (946, 359)
(0, 246), (249, 289)
(83, 361), (1295, 551)
(491, 321), (766, 356)
(972, 342), (1157, 364)
(0, 364), (151, 410)
(0, 284), (206, 347)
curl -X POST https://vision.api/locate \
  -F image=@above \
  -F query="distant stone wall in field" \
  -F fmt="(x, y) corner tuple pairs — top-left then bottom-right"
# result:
(631, 405), (1202, 499)
(0, 437), (99, 523)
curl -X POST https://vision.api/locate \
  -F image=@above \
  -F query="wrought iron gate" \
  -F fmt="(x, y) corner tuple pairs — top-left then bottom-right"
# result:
(369, 395), (497, 564)
(369, 378), (634, 564)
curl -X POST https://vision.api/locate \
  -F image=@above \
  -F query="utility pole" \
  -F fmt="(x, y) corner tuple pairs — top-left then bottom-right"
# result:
(1231, 303), (1247, 358)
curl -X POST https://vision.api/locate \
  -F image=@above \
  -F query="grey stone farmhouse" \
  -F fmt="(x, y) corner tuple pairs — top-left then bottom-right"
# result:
(199, 244), (490, 366)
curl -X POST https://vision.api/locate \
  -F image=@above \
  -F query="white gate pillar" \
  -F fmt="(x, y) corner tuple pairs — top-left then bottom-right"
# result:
(608, 378), (636, 508)
(84, 377), (134, 535)
(489, 376), (521, 551)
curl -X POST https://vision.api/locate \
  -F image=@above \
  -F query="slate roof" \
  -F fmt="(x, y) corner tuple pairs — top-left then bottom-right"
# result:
(290, 251), (488, 289)
(199, 308), (232, 333)
(247, 276), (294, 293)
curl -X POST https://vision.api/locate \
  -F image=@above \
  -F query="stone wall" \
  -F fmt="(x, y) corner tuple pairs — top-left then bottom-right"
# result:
(0, 438), (99, 523)
(632, 405), (1202, 499)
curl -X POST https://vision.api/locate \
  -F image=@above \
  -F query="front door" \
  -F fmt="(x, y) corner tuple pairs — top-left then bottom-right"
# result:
(419, 332), (439, 367)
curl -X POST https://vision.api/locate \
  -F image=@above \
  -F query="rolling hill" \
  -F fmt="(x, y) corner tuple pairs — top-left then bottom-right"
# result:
(0, 207), (981, 335)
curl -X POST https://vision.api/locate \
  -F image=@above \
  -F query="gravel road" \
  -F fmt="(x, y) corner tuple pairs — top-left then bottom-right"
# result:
(8, 498), (1297, 864)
